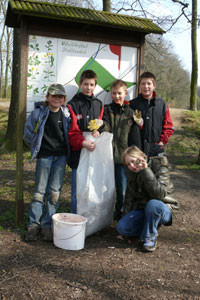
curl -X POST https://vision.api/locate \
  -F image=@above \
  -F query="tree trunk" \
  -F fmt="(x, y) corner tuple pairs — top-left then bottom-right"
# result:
(198, 149), (200, 164)
(0, 25), (5, 98)
(103, 0), (111, 12)
(190, 0), (198, 111)
(1, 29), (20, 151)
(0, 52), (3, 98)
(3, 27), (11, 98)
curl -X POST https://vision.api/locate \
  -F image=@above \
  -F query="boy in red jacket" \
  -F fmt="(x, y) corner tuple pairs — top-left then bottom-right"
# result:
(67, 70), (104, 213)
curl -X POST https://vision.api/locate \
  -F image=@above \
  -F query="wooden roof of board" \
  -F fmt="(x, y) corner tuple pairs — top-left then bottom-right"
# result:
(5, 0), (165, 34)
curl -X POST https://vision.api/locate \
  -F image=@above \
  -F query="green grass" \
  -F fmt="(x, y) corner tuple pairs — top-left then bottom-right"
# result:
(167, 110), (200, 170)
(0, 110), (8, 145)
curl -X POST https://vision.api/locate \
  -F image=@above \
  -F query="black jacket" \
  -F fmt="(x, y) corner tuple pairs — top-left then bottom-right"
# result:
(67, 92), (104, 168)
(130, 93), (174, 157)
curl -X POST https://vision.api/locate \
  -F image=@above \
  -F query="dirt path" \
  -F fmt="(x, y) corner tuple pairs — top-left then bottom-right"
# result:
(170, 108), (188, 130)
(0, 108), (200, 300)
(0, 100), (10, 112)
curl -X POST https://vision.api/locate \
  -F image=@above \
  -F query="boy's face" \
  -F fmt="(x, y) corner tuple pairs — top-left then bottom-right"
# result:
(46, 94), (65, 112)
(125, 154), (145, 173)
(111, 86), (127, 106)
(79, 78), (96, 96)
(139, 78), (156, 100)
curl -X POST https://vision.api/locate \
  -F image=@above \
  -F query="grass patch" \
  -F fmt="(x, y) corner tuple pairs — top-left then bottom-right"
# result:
(0, 109), (8, 145)
(167, 110), (200, 170)
(182, 110), (200, 138)
(0, 98), (10, 102)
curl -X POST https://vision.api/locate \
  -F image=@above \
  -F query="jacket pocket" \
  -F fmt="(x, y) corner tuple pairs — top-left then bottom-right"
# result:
(149, 143), (164, 157)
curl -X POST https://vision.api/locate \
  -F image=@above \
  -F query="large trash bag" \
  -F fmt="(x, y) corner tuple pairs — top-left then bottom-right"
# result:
(76, 132), (115, 237)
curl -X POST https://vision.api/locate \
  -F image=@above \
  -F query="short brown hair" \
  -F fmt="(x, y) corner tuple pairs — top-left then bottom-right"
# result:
(139, 72), (156, 84)
(122, 146), (147, 165)
(111, 79), (127, 90)
(79, 70), (97, 85)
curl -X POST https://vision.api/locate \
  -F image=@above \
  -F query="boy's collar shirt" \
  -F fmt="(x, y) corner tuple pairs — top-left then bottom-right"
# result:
(79, 92), (96, 101)
(112, 101), (128, 113)
(140, 90), (157, 102)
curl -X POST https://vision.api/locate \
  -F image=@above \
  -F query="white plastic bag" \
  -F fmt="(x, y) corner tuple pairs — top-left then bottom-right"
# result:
(76, 132), (115, 237)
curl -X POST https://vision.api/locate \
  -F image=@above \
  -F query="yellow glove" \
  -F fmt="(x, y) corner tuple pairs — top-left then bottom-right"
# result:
(88, 119), (103, 133)
(133, 110), (142, 126)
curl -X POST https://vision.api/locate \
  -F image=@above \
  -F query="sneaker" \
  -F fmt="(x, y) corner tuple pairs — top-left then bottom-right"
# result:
(26, 225), (40, 242)
(143, 236), (157, 252)
(41, 227), (53, 242)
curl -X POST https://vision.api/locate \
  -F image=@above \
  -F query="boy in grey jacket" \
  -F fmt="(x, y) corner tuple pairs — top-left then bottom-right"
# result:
(103, 80), (142, 221)
(24, 83), (71, 242)
(117, 145), (179, 252)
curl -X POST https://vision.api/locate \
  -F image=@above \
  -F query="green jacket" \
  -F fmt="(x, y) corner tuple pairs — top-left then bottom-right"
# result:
(123, 156), (179, 215)
(103, 102), (141, 164)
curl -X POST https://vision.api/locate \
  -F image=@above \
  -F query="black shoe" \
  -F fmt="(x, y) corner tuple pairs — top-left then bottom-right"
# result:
(115, 212), (122, 222)
(26, 225), (40, 241)
(41, 227), (53, 242)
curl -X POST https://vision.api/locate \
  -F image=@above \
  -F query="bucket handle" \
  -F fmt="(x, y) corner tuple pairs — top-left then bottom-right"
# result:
(58, 229), (83, 241)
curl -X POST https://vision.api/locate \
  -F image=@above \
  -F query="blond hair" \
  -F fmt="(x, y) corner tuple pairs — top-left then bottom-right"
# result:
(111, 79), (127, 91)
(122, 146), (147, 165)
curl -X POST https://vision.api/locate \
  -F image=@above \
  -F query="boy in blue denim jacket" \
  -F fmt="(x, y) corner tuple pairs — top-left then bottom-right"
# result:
(24, 83), (70, 242)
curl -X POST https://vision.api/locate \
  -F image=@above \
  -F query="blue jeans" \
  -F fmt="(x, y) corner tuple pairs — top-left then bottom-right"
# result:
(28, 155), (67, 228)
(117, 199), (172, 242)
(71, 168), (77, 214)
(114, 164), (127, 218)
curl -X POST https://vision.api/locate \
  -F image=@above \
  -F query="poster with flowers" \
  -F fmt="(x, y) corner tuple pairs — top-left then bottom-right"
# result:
(27, 35), (137, 113)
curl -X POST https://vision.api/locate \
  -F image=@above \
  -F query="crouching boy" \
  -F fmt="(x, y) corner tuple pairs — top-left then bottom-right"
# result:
(117, 146), (179, 252)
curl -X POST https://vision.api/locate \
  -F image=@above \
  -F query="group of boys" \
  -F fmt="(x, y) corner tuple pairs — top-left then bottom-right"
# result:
(24, 70), (174, 251)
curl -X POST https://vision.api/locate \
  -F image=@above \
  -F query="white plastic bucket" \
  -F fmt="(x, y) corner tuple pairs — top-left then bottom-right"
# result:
(52, 213), (87, 250)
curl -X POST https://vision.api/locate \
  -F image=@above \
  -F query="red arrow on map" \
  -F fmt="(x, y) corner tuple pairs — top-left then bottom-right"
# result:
(109, 44), (121, 70)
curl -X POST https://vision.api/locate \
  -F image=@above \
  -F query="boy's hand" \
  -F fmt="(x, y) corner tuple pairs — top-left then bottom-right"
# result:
(88, 119), (103, 133)
(92, 130), (100, 137)
(133, 110), (142, 126)
(82, 140), (96, 152)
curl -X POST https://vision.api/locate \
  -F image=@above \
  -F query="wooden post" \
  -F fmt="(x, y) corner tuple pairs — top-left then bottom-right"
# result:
(15, 19), (28, 224)
(136, 36), (145, 96)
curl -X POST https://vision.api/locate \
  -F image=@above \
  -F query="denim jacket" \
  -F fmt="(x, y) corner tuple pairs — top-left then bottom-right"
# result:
(24, 102), (71, 162)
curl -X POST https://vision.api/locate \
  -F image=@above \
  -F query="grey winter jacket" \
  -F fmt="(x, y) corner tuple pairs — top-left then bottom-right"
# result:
(123, 156), (179, 215)
(24, 102), (71, 162)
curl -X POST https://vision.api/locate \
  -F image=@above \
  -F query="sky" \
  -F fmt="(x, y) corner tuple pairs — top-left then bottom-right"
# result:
(94, 0), (200, 85)
(148, 1), (200, 85)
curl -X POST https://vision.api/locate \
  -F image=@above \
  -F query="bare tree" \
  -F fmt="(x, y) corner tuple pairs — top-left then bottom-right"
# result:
(0, 29), (19, 151)
(145, 35), (190, 108)
(190, 0), (198, 111)
(0, 0), (6, 98)
(103, 0), (111, 12)
(3, 26), (12, 98)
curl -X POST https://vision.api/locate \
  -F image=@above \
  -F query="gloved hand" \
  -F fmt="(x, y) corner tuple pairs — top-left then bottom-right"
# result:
(133, 110), (143, 126)
(88, 119), (103, 133)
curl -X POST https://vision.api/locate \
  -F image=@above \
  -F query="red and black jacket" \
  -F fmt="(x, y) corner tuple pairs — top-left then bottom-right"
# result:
(67, 92), (104, 168)
(130, 92), (174, 157)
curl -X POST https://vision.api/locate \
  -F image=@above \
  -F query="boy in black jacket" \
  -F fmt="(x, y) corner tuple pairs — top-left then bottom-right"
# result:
(67, 70), (104, 213)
